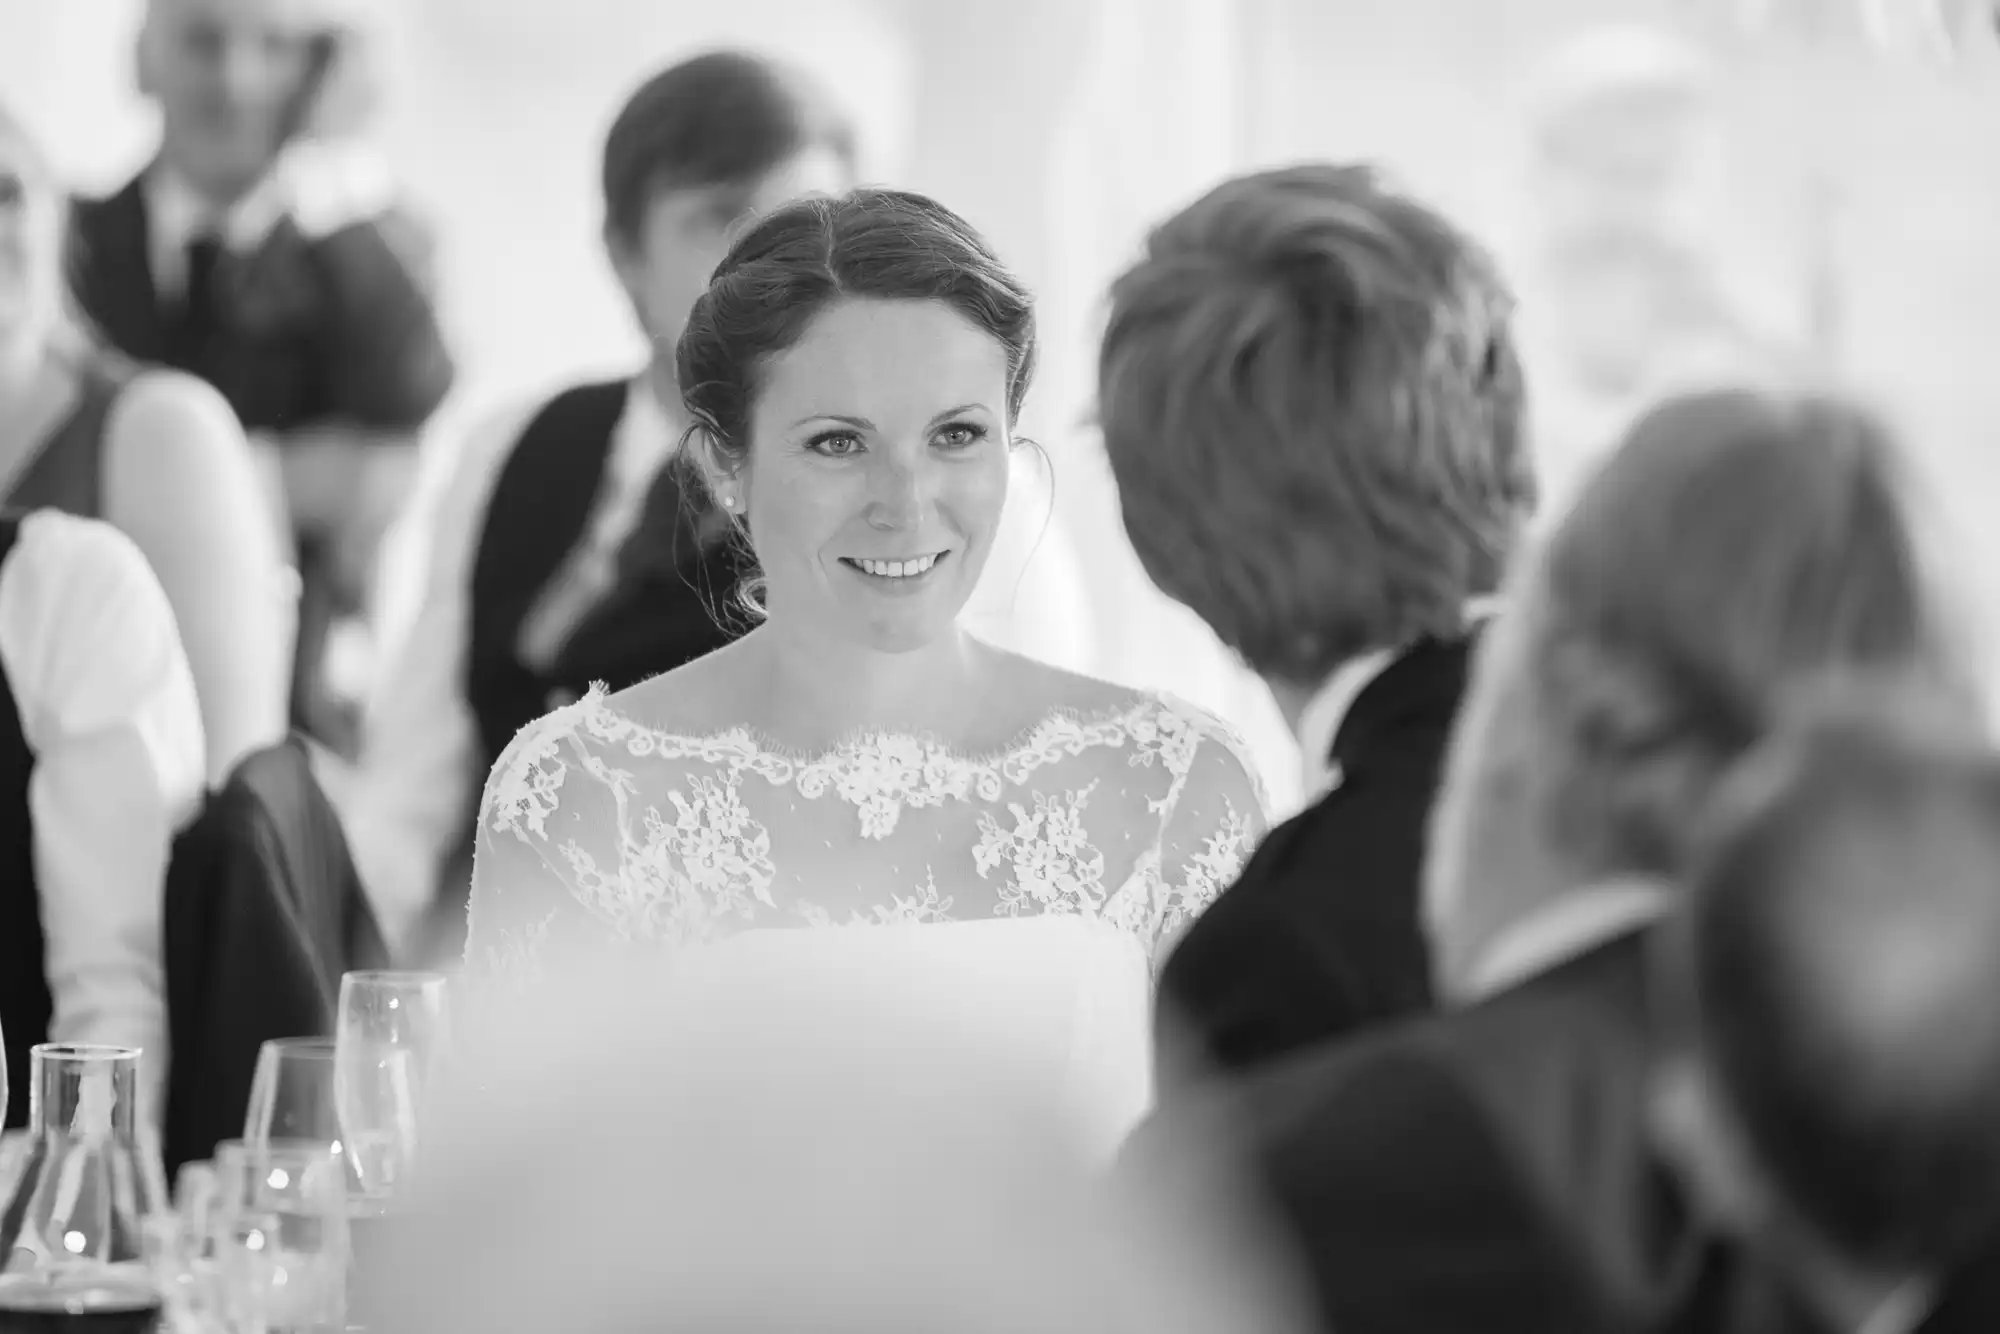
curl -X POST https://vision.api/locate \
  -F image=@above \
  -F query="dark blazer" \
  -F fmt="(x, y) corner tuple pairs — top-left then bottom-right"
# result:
(69, 170), (454, 434)
(1156, 634), (1477, 1089)
(1131, 929), (2000, 1334)
(162, 737), (386, 1175)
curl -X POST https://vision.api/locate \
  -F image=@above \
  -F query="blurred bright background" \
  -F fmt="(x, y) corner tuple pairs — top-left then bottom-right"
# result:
(9, 0), (2000, 807)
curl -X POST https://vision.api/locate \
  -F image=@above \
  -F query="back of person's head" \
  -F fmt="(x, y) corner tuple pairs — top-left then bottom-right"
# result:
(1097, 163), (1534, 687)
(601, 49), (857, 247)
(1427, 388), (1978, 996)
(1655, 694), (2000, 1285)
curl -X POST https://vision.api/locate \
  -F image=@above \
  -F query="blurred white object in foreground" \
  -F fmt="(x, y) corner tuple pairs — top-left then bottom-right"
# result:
(368, 917), (1308, 1334)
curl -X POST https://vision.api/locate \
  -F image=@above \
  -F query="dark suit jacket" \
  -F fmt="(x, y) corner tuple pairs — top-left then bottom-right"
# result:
(69, 170), (453, 434)
(1156, 635), (1476, 1089)
(1132, 929), (2000, 1334)
(163, 737), (387, 1175)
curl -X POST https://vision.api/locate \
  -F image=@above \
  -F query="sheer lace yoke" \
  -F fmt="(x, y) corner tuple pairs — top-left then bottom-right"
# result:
(465, 683), (1269, 987)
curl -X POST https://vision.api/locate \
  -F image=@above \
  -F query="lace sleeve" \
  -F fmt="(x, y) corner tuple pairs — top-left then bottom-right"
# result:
(462, 699), (623, 992)
(1152, 711), (1271, 953)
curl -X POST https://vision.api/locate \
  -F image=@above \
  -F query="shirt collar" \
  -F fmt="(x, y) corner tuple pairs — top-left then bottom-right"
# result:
(606, 379), (681, 496)
(1297, 595), (1502, 801)
(1464, 875), (1672, 1000)
(1297, 646), (1400, 800)
(144, 163), (292, 255)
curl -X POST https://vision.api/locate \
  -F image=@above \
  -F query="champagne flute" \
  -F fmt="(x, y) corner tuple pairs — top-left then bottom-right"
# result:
(334, 973), (446, 1327)
(333, 972), (447, 1209)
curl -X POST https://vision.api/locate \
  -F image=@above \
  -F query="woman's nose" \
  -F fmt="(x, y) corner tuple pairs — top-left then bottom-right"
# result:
(865, 455), (927, 531)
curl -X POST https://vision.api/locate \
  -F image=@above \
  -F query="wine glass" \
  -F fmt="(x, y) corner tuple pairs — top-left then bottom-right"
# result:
(333, 972), (448, 1209)
(244, 1037), (343, 1151)
(207, 1138), (349, 1332)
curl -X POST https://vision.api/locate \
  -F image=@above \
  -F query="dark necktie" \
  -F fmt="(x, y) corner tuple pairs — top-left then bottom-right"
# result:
(177, 233), (226, 351)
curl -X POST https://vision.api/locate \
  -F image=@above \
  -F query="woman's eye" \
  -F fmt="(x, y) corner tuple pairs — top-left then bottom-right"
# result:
(809, 432), (863, 457)
(936, 423), (986, 450)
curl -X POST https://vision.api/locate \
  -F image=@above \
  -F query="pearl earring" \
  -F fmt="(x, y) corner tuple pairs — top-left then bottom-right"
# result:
(722, 495), (737, 511)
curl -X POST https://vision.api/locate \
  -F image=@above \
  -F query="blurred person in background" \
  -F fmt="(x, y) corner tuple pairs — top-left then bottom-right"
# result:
(339, 51), (854, 958)
(1514, 25), (1797, 519)
(0, 100), (291, 785)
(69, 0), (456, 752)
(1128, 388), (1983, 1333)
(1651, 699), (2000, 1332)
(371, 943), (1313, 1334)
(1098, 163), (1534, 1088)
(0, 511), (205, 1128)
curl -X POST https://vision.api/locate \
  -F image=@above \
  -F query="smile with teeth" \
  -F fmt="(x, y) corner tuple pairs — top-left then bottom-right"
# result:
(845, 552), (945, 579)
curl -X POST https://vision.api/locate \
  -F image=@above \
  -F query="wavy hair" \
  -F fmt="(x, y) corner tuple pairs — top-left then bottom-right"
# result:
(1425, 387), (1981, 999)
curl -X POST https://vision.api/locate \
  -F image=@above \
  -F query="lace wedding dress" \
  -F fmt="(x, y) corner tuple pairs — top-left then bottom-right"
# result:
(461, 683), (1268, 1147)
(465, 683), (1268, 984)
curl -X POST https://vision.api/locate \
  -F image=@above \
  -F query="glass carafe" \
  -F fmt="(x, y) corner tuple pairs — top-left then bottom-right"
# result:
(0, 1045), (168, 1332)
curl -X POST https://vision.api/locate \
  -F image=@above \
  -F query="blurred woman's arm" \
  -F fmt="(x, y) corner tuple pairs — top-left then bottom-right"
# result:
(103, 369), (297, 784)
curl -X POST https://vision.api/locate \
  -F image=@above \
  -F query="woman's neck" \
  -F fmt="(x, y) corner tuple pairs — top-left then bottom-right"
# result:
(738, 620), (986, 752)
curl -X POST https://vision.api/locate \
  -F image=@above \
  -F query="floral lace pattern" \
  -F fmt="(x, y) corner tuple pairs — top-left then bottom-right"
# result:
(466, 685), (1270, 989)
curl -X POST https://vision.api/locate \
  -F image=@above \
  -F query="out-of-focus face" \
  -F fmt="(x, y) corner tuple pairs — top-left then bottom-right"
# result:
(730, 298), (1014, 656)
(139, 0), (337, 203)
(611, 145), (849, 350)
(0, 126), (68, 348)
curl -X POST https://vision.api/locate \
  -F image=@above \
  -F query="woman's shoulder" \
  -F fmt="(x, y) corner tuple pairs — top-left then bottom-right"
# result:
(596, 643), (753, 740)
(478, 687), (622, 842)
(102, 366), (250, 479)
(105, 364), (238, 433)
(989, 648), (1247, 741)
(981, 649), (1264, 783)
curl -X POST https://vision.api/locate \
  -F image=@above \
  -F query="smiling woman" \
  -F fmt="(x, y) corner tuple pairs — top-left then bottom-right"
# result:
(459, 190), (1272, 1111)
(725, 297), (1014, 654)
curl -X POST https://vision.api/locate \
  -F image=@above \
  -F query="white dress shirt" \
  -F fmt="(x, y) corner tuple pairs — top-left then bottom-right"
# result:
(144, 143), (397, 297)
(338, 380), (675, 944)
(0, 512), (208, 1108)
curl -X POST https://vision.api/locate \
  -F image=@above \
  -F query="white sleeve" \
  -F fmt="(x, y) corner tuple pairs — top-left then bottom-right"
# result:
(333, 395), (540, 949)
(0, 512), (207, 1112)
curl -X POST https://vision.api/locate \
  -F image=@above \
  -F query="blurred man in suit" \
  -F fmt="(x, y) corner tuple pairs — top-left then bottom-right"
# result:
(1096, 164), (1536, 1085)
(1651, 701), (2000, 1333)
(336, 52), (854, 957)
(1124, 389), (1982, 1334)
(69, 0), (455, 748)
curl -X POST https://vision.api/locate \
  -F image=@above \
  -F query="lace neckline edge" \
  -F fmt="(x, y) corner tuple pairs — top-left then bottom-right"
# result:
(568, 682), (1201, 771)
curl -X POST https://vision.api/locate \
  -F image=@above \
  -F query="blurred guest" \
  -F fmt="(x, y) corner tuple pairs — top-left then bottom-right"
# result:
(371, 945), (1312, 1334)
(1098, 164), (1534, 1085)
(1652, 699), (2000, 1332)
(340, 51), (852, 955)
(0, 101), (291, 785)
(1128, 389), (1981, 1333)
(69, 0), (455, 748)
(1513, 25), (1797, 516)
(0, 511), (206, 1126)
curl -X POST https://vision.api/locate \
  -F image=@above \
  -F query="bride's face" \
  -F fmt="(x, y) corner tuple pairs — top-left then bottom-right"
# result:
(738, 297), (1012, 654)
